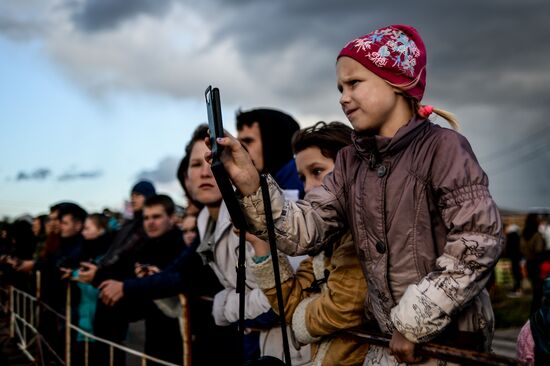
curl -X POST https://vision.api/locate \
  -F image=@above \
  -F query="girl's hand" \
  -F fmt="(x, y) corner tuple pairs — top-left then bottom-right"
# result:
(246, 233), (270, 257)
(205, 133), (260, 196)
(77, 262), (97, 283)
(234, 228), (270, 257)
(389, 330), (422, 364)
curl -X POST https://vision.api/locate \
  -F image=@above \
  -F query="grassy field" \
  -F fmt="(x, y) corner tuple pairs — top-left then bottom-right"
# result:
(491, 258), (534, 328)
(491, 285), (532, 329)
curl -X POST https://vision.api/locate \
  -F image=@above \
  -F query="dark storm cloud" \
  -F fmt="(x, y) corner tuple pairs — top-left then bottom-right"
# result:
(0, 14), (45, 41)
(56, 0), (550, 113)
(69, 0), (174, 32)
(15, 168), (52, 181)
(57, 169), (102, 181)
(206, 1), (550, 107)
(136, 156), (179, 183)
(3, 0), (548, 209)
(13, 168), (102, 182)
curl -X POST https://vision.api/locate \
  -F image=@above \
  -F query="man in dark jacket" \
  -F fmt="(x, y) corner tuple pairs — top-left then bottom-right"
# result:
(32, 202), (87, 300)
(57, 203), (87, 269)
(78, 180), (155, 365)
(37, 202), (87, 362)
(88, 180), (156, 286)
(113, 194), (187, 365)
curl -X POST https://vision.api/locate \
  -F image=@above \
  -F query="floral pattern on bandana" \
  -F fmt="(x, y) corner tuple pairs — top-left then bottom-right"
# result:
(346, 27), (420, 77)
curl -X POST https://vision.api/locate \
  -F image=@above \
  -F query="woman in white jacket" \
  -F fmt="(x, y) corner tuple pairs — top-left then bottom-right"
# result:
(183, 125), (309, 363)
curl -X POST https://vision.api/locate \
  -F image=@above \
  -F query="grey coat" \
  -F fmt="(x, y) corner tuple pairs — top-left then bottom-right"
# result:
(239, 116), (502, 351)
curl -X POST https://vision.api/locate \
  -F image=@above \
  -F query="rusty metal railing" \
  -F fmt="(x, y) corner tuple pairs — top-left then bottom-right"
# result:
(1, 272), (191, 366)
(346, 329), (519, 366)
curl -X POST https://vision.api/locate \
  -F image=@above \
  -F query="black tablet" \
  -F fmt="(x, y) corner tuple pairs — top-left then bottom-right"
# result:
(205, 86), (248, 230)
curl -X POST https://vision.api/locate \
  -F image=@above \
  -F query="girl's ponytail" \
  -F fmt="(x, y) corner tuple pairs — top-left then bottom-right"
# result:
(432, 107), (460, 131)
(412, 98), (460, 131)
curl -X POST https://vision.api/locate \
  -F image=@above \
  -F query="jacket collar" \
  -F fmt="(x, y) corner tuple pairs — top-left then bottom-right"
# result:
(351, 116), (428, 164)
(147, 226), (181, 245)
(197, 201), (232, 245)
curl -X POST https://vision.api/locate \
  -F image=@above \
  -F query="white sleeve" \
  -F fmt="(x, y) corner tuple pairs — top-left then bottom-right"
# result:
(213, 287), (272, 325)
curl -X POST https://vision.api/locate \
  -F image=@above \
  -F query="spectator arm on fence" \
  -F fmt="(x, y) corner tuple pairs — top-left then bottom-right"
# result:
(123, 246), (202, 301)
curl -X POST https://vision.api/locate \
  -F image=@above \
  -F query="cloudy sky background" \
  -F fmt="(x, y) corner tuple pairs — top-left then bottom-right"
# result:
(1, 0), (549, 218)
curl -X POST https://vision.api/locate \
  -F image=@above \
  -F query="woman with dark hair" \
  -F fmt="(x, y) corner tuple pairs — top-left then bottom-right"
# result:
(30, 214), (48, 264)
(180, 212), (199, 247)
(11, 219), (37, 261)
(177, 151), (205, 216)
(521, 213), (547, 313)
(1, 219), (37, 290)
(32, 215), (48, 236)
(71, 213), (113, 365)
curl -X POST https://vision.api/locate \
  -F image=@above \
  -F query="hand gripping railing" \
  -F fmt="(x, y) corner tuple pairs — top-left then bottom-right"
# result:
(345, 329), (520, 366)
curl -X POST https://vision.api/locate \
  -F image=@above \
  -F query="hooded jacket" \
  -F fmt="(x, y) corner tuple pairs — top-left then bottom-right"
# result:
(239, 116), (503, 351)
(241, 108), (304, 197)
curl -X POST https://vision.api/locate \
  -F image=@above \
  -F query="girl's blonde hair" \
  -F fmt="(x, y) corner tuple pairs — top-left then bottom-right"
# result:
(389, 77), (460, 131)
(411, 98), (460, 131)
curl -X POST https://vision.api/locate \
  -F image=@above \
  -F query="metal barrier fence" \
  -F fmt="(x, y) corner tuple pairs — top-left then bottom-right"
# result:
(0, 272), (188, 366)
(1, 271), (521, 366)
(10, 284), (39, 362)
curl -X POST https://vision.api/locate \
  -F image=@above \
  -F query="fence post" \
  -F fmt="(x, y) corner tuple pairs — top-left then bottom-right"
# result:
(36, 271), (41, 326)
(23, 290), (27, 345)
(35, 271), (42, 366)
(178, 294), (192, 366)
(84, 337), (89, 366)
(65, 282), (71, 366)
(9, 285), (14, 338)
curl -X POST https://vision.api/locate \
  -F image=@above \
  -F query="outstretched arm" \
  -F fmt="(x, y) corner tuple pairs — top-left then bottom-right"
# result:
(208, 132), (348, 256)
(123, 248), (203, 301)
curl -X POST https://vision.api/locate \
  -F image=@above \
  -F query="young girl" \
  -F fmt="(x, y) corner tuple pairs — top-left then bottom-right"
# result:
(74, 213), (111, 364)
(180, 212), (199, 246)
(248, 122), (369, 366)
(212, 24), (502, 365)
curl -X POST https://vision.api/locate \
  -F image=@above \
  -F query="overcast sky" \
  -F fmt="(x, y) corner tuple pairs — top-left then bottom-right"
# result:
(1, 0), (549, 218)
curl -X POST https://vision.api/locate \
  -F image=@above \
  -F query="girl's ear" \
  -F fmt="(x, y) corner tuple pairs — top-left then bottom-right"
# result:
(392, 87), (405, 95)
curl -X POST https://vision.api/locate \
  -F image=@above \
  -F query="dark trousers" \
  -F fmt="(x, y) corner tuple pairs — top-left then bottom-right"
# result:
(144, 304), (183, 365)
(72, 341), (99, 366)
(38, 305), (65, 364)
(511, 257), (522, 291)
(93, 299), (130, 366)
